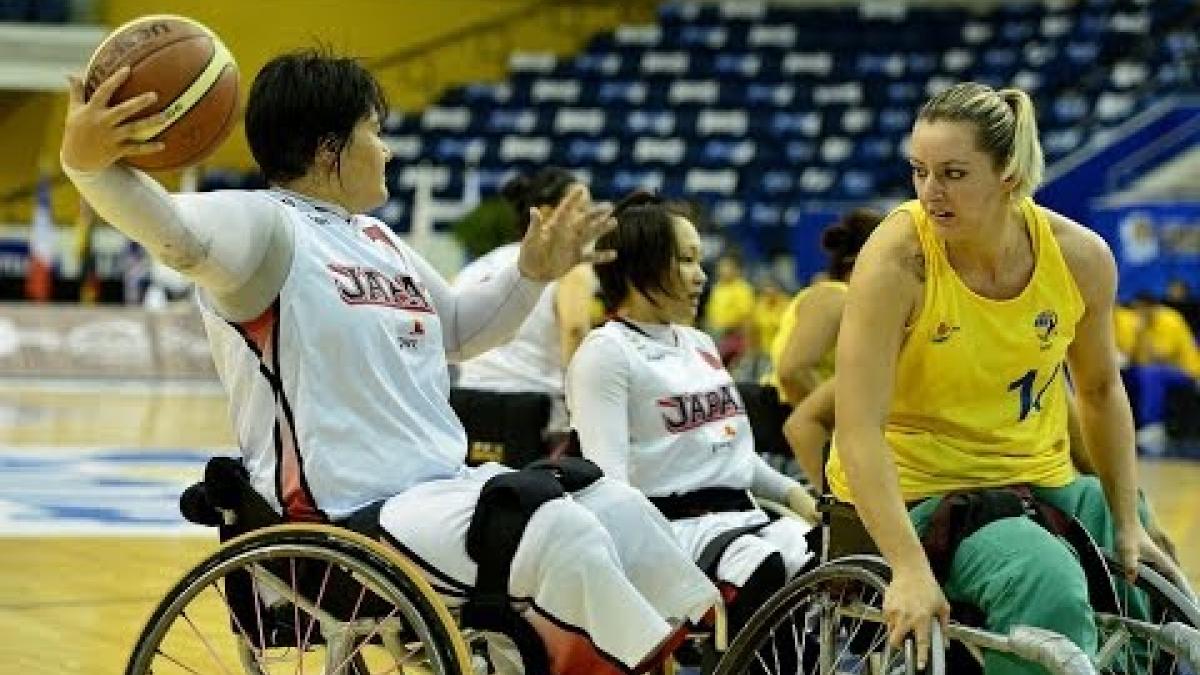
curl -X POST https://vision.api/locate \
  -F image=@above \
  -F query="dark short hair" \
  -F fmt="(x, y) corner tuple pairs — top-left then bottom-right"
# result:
(245, 49), (388, 183)
(594, 191), (684, 313)
(499, 167), (578, 235)
(821, 208), (883, 280)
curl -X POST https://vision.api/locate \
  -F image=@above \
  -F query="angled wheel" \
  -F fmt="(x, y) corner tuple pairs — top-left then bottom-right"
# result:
(714, 556), (943, 675)
(1094, 553), (1200, 675)
(125, 524), (474, 675)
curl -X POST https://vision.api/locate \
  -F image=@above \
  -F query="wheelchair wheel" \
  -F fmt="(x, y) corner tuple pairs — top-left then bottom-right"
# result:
(126, 524), (474, 675)
(1094, 554), (1200, 675)
(713, 557), (943, 675)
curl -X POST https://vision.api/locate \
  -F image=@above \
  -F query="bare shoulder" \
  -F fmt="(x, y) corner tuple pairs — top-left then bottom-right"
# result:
(1043, 207), (1117, 298)
(858, 207), (925, 285)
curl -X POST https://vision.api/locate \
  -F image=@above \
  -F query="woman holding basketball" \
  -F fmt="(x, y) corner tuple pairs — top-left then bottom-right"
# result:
(830, 81), (1181, 674)
(61, 50), (717, 675)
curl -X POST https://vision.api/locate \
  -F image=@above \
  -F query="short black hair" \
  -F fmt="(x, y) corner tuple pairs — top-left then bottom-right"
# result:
(245, 49), (388, 183)
(821, 208), (883, 280)
(594, 191), (684, 313)
(499, 167), (578, 235)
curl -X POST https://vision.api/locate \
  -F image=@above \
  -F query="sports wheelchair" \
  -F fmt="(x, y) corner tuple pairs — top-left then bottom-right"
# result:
(712, 496), (1200, 675)
(126, 389), (728, 675)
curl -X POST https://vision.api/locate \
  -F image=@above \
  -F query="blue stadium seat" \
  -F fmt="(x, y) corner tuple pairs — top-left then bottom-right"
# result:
(668, 79), (721, 106)
(554, 108), (607, 135)
(563, 138), (619, 165)
(530, 79), (582, 105)
(422, 107), (472, 133)
(685, 168), (739, 198)
(757, 170), (794, 198)
(482, 108), (539, 135)
(623, 110), (676, 137)
(695, 139), (757, 166)
(612, 168), (665, 195)
(695, 109), (748, 136)
(743, 82), (796, 108)
(498, 136), (553, 164)
(431, 137), (486, 165)
(632, 137), (687, 165)
(386, 136), (424, 164)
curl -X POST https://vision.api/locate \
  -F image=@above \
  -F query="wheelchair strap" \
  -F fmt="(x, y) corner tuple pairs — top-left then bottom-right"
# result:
(922, 486), (1050, 582)
(462, 457), (604, 675)
(919, 485), (1119, 613)
(696, 522), (770, 579)
(650, 487), (756, 521)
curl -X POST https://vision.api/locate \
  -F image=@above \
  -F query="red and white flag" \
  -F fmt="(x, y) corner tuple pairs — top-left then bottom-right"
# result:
(24, 176), (56, 302)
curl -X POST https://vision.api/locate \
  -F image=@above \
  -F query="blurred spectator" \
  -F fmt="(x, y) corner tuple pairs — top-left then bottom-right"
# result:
(1114, 293), (1200, 455)
(1163, 277), (1200, 336)
(752, 273), (790, 354)
(703, 253), (756, 364)
(121, 240), (150, 305)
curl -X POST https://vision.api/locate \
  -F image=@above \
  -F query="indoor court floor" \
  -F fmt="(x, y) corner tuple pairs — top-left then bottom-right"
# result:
(1, 382), (1198, 674)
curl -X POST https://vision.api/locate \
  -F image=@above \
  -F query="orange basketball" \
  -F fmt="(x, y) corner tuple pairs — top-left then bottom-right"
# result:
(84, 15), (239, 172)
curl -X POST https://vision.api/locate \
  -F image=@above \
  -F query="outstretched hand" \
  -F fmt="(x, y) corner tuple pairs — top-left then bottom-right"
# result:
(60, 66), (166, 172)
(517, 184), (617, 281)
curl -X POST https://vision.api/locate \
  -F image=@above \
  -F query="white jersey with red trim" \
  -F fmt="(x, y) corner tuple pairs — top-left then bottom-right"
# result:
(569, 320), (759, 497)
(198, 191), (466, 520)
(454, 243), (563, 394)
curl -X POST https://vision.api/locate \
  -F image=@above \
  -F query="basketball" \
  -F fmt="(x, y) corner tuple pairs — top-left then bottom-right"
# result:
(83, 15), (239, 172)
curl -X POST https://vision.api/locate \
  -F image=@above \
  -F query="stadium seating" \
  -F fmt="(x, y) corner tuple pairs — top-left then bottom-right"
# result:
(204, 0), (1200, 245)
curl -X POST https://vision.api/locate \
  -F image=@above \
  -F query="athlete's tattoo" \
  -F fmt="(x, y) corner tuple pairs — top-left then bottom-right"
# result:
(907, 251), (926, 282)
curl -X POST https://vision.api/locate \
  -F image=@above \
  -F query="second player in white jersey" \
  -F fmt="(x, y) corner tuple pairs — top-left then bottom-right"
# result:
(568, 194), (816, 659)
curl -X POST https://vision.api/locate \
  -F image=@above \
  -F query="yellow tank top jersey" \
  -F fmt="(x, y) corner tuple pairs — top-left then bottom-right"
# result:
(827, 199), (1084, 502)
(764, 281), (846, 404)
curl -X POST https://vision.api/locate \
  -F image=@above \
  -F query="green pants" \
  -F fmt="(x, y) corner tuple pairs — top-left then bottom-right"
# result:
(908, 476), (1149, 675)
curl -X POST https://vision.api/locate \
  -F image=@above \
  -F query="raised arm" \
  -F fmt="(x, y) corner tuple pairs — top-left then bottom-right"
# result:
(430, 185), (615, 361)
(566, 333), (633, 482)
(406, 241), (548, 361)
(60, 68), (286, 322)
(834, 212), (949, 661)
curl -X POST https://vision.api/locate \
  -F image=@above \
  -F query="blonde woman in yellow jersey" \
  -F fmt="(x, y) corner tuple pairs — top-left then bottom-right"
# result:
(829, 82), (1181, 675)
(767, 208), (882, 484)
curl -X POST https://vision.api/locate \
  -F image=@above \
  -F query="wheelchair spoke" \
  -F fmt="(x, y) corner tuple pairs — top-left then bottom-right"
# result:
(297, 561), (334, 657)
(290, 558), (303, 675)
(156, 646), (216, 675)
(327, 608), (401, 675)
(252, 568), (267, 662)
(182, 609), (239, 675)
(212, 580), (272, 674)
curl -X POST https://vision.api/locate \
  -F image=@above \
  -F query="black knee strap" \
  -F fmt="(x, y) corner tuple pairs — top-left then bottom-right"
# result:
(462, 458), (603, 675)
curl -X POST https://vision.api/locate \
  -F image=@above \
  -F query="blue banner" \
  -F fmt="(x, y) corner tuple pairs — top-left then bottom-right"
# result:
(1091, 201), (1200, 302)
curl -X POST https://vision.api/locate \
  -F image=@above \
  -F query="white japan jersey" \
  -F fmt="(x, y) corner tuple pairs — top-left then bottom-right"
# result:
(199, 191), (466, 520)
(574, 320), (758, 497)
(455, 243), (563, 394)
